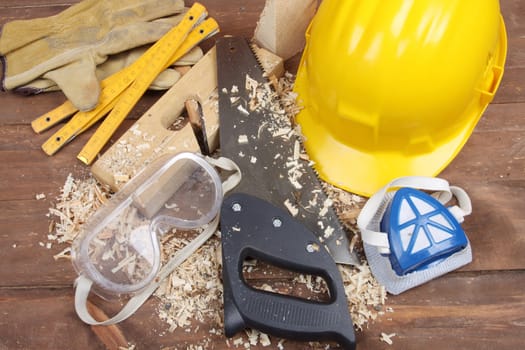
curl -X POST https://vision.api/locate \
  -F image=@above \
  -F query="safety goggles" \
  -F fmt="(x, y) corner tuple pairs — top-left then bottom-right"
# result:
(71, 152), (240, 324)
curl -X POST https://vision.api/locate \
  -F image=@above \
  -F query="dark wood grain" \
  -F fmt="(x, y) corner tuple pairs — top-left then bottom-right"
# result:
(1, 0), (524, 349)
(357, 271), (525, 350)
(1, 272), (523, 350)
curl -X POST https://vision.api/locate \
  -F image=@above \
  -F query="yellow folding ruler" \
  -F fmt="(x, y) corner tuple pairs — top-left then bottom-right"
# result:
(32, 2), (218, 164)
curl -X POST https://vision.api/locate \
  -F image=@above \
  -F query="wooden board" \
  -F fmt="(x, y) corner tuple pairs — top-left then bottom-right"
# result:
(253, 0), (318, 60)
(1, 272), (523, 349)
(90, 47), (219, 190)
(90, 45), (283, 191)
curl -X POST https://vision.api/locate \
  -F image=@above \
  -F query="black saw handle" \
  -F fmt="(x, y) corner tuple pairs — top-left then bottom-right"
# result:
(221, 193), (356, 349)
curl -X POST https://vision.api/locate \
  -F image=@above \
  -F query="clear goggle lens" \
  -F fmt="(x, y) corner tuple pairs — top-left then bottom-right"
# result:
(72, 152), (223, 296)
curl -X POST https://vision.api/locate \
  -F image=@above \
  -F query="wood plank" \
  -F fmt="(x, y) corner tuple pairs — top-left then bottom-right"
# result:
(0, 288), (105, 350)
(253, 0), (317, 60)
(0, 199), (77, 287)
(0, 0), (265, 33)
(187, 0), (265, 39)
(1, 270), (523, 349)
(0, 120), (523, 289)
(0, 89), (164, 126)
(90, 45), (285, 191)
(0, 1), (524, 349)
(0, 120), (140, 199)
(442, 102), (525, 271)
(358, 271), (525, 349)
(0, 107), (522, 290)
(493, 67), (525, 104)
(0, 129), (94, 200)
(90, 46), (219, 190)
(0, 151), (86, 200)
(0, 3), (67, 27)
(0, 0), (75, 7)
(505, 38), (525, 68)
(500, 0), (525, 38)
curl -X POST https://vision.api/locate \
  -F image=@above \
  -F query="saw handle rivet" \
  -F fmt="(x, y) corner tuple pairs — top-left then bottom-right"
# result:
(272, 217), (282, 228)
(231, 202), (242, 212)
(306, 243), (320, 253)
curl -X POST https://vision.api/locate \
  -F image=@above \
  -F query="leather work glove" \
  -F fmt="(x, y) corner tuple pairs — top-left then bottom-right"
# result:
(96, 45), (203, 89)
(21, 45), (204, 94)
(0, 0), (186, 111)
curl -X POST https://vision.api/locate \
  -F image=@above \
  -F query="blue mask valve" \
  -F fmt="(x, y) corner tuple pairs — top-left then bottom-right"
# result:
(381, 188), (468, 276)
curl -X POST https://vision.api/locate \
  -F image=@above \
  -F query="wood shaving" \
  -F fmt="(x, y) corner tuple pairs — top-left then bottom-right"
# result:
(238, 135), (249, 144)
(44, 72), (391, 347)
(269, 73), (388, 332)
(339, 263), (387, 330)
(155, 232), (223, 332)
(380, 332), (396, 345)
(237, 104), (250, 116)
(234, 72), (352, 245)
(259, 332), (271, 347)
(323, 226), (334, 239)
(230, 96), (241, 105)
(284, 198), (299, 217)
(118, 345), (135, 350)
(245, 74), (259, 97)
(95, 90), (219, 190)
(47, 173), (112, 249)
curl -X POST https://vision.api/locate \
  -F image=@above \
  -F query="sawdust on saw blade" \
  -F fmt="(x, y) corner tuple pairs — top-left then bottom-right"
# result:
(45, 73), (390, 347)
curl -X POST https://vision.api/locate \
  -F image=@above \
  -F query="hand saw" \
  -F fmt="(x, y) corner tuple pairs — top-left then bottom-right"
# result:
(217, 36), (359, 266)
(221, 193), (356, 349)
(217, 36), (357, 349)
(31, 3), (218, 163)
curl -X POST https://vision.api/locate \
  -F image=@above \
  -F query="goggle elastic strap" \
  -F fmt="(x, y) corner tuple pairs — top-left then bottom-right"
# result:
(205, 155), (242, 193)
(74, 156), (241, 325)
(357, 176), (472, 254)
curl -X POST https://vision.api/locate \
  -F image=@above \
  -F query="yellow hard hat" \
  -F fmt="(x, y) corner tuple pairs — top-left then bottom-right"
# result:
(294, 0), (507, 197)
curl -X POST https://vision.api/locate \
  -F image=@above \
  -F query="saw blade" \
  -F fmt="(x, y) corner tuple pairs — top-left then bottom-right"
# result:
(217, 36), (359, 265)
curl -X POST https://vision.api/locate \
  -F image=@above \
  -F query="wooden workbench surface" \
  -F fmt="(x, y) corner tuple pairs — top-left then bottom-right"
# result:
(1, 1), (524, 349)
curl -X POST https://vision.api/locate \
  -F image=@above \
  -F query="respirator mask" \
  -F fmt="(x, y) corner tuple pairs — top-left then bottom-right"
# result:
(357, 176), (472, 295)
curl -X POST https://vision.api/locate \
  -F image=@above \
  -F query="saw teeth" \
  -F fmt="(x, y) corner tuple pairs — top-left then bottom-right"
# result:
(288, 93), (360, 240)
(217, 37), (360, 265)
(250, 42), (269, 76)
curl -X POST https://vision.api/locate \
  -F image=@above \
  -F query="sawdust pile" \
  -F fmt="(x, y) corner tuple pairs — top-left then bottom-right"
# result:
(47, 174), (112, 260)
(155, 231), (224, 332)
(46, 72), (389, 347)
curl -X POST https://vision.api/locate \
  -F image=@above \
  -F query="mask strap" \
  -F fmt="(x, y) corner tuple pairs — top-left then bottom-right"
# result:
(357, 176), (471, 254)
(446, 186), (472, 223)
(74, 156), (241, 325)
